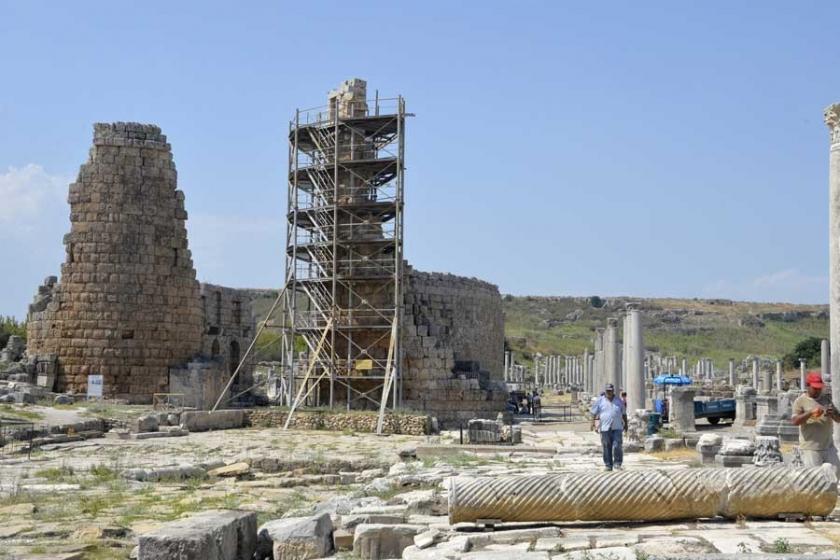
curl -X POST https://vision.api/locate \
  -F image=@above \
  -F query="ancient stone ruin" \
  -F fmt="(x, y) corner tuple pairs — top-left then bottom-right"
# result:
(401, 270), (506, 424)
(25, 123), (255, 403)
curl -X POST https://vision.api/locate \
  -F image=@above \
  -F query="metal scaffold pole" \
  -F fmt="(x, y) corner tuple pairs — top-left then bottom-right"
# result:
(283, 80), (407, 415)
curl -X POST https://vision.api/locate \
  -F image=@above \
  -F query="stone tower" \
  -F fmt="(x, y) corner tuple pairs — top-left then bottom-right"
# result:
(27, 123), (203, 401)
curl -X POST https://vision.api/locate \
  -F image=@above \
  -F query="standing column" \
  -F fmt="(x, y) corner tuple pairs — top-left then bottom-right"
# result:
(583, 348), (590, 392)
(594, 328), (605, 392)
(605, 318), (621, 391)
(762, 365), (772, 394)
(504, 351), (511, 382)
(775, 360), (783, 391)
(800, 358), (807, 389)
(728, 359), (736, 386)
(826, 104), (840, 447)
(822, 339), (831, 382)
(545, 355), (554, 386)
(752, 358), (759, 389)
(626, 305), (645, 412)
(622, 313), (630, 391)
(680, 358), (686, 375)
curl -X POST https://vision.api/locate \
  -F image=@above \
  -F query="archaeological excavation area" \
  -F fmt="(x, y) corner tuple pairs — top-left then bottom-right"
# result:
(4, 82), (840, 560)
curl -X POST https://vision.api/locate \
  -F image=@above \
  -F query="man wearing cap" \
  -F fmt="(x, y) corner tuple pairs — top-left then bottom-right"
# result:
(590, 383), (628, 471)
(791, 372), (840, 474)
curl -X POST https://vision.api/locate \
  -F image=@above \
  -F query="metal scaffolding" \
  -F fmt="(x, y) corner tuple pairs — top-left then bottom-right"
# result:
(283, 82), (406, 412)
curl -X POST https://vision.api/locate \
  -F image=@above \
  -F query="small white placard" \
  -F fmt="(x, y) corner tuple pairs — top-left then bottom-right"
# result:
(87, 374), (103, 398)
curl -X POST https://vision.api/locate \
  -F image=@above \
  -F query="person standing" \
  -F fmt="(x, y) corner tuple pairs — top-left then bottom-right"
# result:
(590, 383), (628, 471)
(791, 372), (840, 475)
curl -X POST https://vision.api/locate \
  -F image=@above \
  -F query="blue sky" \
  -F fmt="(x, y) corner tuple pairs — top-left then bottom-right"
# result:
(1, 1), (837, 319)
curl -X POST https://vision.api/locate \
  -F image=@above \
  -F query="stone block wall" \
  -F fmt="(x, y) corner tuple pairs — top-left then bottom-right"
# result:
(199, 283), (257, 394)
(26, 123), (203, 400)
(401, 269), (507, 425)
(247, 408), (430, 435)
(169, 359), (229, 410)
(25, 123), (260, 403)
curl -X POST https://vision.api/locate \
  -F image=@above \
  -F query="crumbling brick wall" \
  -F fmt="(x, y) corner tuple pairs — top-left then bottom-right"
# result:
(401, 269), (507, 425)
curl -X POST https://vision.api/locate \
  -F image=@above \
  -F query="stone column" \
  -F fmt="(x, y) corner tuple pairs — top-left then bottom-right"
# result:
(734, 386), (757, 427)
(504, 351), (511, 382)
(752, 359), (760, 390)
(604, 318), (620, 391)
(670, 386), (696, 434)
(594, 328), (605, 393)
(583, 348), (590, 392)
(728, 359), (736, 386)
(763, 367), (773, 395)
(800, 359), (807, 390)
(680, 358), (687, 376)
(821, 338), (830, 382)
(622, 313), (630, 391)
(626, 306), (645, 412)
(826, 104), (840, 447)
(775, 360), (783, 391)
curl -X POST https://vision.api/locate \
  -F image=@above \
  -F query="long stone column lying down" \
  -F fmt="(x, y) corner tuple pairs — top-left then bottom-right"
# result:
(448, 465), (837, 523)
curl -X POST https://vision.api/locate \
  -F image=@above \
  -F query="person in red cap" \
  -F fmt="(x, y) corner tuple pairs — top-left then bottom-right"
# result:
(791, 371), (840, 473)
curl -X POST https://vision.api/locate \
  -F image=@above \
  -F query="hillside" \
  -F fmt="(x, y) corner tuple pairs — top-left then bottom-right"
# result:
(503, 296), (828, 370)
(248, 291), (830, 371)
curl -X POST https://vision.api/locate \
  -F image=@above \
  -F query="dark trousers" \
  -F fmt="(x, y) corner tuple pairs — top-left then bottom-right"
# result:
(600, 429), (623, 469)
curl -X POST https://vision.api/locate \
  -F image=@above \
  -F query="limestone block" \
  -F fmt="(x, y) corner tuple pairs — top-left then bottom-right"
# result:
(256, 513), (333, 560)
(138, 509), (256, 560)
(132, 415), (159, 433)
(719, 438), (755, 456)
(644, 436), (664, 452)
(208, 462), (250, 478)
(180, 410), (245, 432)
(352, 523), (424, 560)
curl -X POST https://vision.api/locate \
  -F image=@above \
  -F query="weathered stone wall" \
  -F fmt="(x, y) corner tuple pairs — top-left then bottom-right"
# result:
(247, 408), (430, 435)
(401, 269), (507, 425)
(199, 282), (256, 393)
(26, 123), (204, 400)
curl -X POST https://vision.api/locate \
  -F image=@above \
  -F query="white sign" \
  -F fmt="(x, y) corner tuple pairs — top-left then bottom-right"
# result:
(87, 374), (103, 398)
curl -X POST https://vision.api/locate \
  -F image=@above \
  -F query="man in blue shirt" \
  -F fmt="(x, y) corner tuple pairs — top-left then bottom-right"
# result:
(590, 383), (628, 471)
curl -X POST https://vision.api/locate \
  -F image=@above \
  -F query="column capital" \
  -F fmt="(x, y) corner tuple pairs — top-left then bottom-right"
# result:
(825, 103), (840, 145)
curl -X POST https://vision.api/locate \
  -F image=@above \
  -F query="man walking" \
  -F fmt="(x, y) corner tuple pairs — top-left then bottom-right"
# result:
(791, 372), (840, 475)
(590, 383), (627, 471)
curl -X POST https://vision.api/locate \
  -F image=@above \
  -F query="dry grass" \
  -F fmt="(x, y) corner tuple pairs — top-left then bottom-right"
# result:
(644, 448), (698, 462)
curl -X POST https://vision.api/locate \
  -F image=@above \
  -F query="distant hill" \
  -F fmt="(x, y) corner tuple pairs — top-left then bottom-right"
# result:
(503, 296), (828, 370)
(248, 290), (830, 372)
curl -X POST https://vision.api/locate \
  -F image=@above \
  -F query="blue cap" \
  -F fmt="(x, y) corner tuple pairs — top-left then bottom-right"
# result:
(605, 383), (615, 391)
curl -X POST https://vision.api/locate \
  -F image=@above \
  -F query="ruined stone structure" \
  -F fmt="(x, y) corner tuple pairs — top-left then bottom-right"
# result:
(285, 79), (506, 423)
(26, 123), (254, 402)
(402, 270), (506, 425)
(198, 283), (257, 393)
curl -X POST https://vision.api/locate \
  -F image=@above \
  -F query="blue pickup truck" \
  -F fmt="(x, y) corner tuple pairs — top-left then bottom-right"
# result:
(694, 399), (736, 425)
(655, 398), (737, 425)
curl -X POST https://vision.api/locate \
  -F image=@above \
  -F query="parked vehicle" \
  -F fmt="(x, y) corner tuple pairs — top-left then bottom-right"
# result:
(694, 399), (736, 425)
